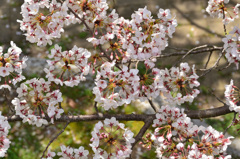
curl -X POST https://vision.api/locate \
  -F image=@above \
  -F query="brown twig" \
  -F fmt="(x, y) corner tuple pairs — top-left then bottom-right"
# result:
(3, 89), (14, 115)
(174, 45), (209, 66)
(199, 51), (224, 77)
(204, 51), (213, 69)
(224, 112), (237, 135)
(222, 7), (227, 36)
(218, 62), (232, 71)
(41, 121), (70, 159)
(131, 116), (154, 148)
(208, 89), (226, 105)
(7, 105), (233, 122)
(94, 102), (99, 115)
(144, 94), (158, 112)
(159, 47), (222, 58)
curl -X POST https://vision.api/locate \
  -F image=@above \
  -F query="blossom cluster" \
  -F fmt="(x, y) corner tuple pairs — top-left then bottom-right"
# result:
(42, 146), (89, 159)
(44, 44), (91, 87)
(58, 145), (89, 159)
(150, 106), (232, 159)
(67, 0), (112, 30)
(90, 117), (135, 159)
(222, 26), (240, 69)
(225, 79), (240, 113)
(7, 0), (238, 158)
(206, 0), (239, 25)
(158, 63), (200, 105)
(87, 6), (177, 62)
(12, 78), (64, 126)
(18, 0), (75, 46)
(0, 112), (11, 157)
(93, 61), (140, 110)
(93, 62), (200, 110)
(115, 7), (177, 62)
(0, 41), (27, 91)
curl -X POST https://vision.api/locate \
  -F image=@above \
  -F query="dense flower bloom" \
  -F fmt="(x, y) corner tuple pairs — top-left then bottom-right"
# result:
(67, 0), (111, 29)
(225, 79), (240, 113)
(93, 61), (140, 110)
(57, 145), (89, 159)
(12, 78), (64, 126)
(44, 44), (91, 87)
(206, 0), (229, 18)
(206, 0), (239, 25)
(150, 106), (232, 158)
(0, 41), (27, 90)
(222, 26), (240, 69)
(18, 0), (74, 46)
(0, 112), (11, 157)
(111, 7), (177, 62)
(90, 117), (135, 159)
(158, 63), (200, 105)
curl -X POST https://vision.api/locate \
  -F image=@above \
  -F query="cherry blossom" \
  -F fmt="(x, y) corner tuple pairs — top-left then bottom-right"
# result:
(158, 63), (200, 105)
(67, 0), (110, 30)
(7, 0), (240, 158)
(206, 0), (239, 25)
(93, 61), (140, 110)
(57, 145), (89, 159)
(150, 106), (232, 158)
(12, 78), (64, 126)
(42, 149), (56, 159)
(110, 7), (177, 62)
(44, 44), (91, 87)
(225, 79), (240, 113)
(0, 111), (11, 157)
(90, 117), (135, 159)
(0, 41), (27, 90)
(18, 0), (74, 46)
(222, 26), (240, 69)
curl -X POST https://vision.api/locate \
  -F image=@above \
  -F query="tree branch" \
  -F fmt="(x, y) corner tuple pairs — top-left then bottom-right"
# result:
(7, 105), (233, 123)
(160, 47), (222, 58)
(131, 116), (154, 148)
(41, 121), (70, 158)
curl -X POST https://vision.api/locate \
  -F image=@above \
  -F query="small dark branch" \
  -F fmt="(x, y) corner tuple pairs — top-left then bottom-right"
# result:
(144, 94), (158, 112)
(3, 89), (14, 115)
(160, 47), (222, 58)
(58, 102), (62, 109)
(208, 89), (226, 105)
(147, 98), (157, 112)
(98, 45), (112, 62)
(222, 7), (227, 35)
(174, 45), (209, 66)
(204, 51), (213, 69)
(94, 102), (99, 115)
(200, 52), (224, 77)
(224, 112), (237, 135)
(171, 3), (224, 38)
(218, 62), (231, 71)
(128, 60), (132, 69)
(7, 114), (151, 122)
(131, 117), (154, 148)
(58, 114), (150, 122)
(167, 46), (188, 51)
(185, 104), (232, 119)
(57, 85), (63, 109)
(41, 121), (70, 159)
(38, 106), (42, 118)
(7, 105), (233, 122)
